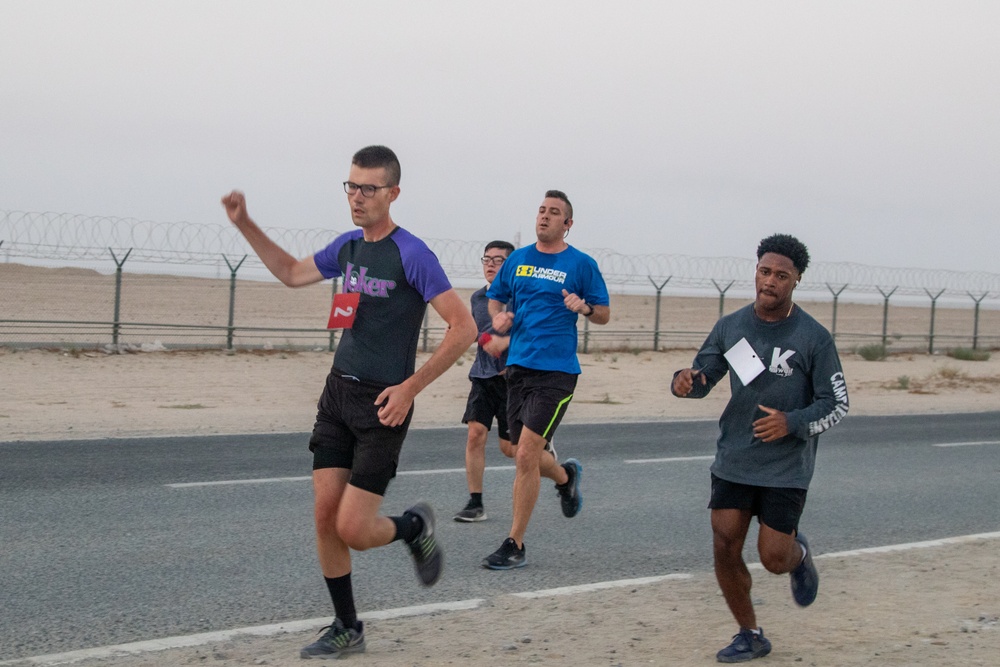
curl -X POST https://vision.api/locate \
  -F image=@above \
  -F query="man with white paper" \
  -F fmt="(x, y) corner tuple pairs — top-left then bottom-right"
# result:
(671, 233), (849, 663)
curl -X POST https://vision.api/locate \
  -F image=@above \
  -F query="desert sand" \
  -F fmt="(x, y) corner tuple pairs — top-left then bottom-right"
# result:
(2, 346), (999, 666)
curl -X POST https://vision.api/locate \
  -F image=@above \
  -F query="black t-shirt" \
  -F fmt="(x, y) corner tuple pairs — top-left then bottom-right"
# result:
(314, 226), (452, 385)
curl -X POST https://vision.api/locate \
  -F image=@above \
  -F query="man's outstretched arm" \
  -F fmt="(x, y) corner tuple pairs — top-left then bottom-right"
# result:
(221, 190), (324, 287)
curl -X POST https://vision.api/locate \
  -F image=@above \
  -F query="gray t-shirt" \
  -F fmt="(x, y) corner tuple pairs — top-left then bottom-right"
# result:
(468, 286), (506, 379)
(675, 303), (849, 489)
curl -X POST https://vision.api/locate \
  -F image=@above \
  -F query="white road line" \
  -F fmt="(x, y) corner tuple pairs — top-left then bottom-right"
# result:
(511, 573), (694, 599)
(167, 476), (310, 488)
(153, 438), (1000, 488)
(815, 530), (1000, 558)
(625, 455), (714, 464)
(7, 532), (1000, 665)
(166, 466), (516, 488)
(744, 531), (1000, 571)
(0, 600), (485, 666)
(397, 465), (514, 476)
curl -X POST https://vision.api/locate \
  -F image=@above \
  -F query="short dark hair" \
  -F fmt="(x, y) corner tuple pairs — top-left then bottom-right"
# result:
(757, 233), (810, 274)
(484, 240), (515, 256)
(544, 189), (573, 221)
(352, 145), (401, 186)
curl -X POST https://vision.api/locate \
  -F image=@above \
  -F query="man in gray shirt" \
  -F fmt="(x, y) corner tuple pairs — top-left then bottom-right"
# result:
(672, 233), (849, 663)
(454, 240), (517, 522)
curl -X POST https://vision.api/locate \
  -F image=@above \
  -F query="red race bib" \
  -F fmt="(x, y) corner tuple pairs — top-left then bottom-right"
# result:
(327, 292), (361, 329)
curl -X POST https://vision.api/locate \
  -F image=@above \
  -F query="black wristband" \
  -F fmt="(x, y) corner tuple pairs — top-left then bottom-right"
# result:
(583, 303), (595, 317)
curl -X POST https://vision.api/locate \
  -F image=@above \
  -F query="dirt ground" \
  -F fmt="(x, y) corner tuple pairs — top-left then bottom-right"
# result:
(2, 346), (999, 666)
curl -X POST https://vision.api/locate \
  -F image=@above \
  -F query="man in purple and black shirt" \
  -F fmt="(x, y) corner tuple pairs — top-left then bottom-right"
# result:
(222, 145), (476, 659)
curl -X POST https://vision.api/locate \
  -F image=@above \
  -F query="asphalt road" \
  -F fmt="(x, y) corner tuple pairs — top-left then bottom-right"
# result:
(2, 412), (999, 661)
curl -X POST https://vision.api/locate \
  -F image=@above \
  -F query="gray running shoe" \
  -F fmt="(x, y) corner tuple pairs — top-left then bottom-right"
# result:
(300, 619), (365, 659)
(481, 537), (526, 570)
(790, 532), (819, 606)
(454, 501), (487, 522)
(555, 458), (583, 518)
(403, 502), (443, 586)
(716, 627), (771, 663)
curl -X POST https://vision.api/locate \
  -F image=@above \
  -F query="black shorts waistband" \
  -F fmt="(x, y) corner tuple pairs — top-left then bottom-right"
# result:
(331, 367), (391, 389)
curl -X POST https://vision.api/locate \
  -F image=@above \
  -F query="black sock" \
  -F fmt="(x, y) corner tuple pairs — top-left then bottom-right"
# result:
(390, 512), (423, 543)
(469, 493), (483, 507)
(324, 573), (357, 629)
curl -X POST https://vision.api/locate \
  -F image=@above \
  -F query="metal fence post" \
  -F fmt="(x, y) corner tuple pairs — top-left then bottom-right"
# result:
(648, 275), (671, 351)
(924, 288), (945, 354)
(109, 248), (132, 347)
(711, 279), (735, 320)
(222, 254), (247, 350)
(876, 286), (897, 346)
(825, 283), (848, 341)
(968, 291), (988, 349)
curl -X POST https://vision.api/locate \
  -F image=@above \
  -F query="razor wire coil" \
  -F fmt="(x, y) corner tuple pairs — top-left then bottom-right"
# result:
(2, 209), (998, 297)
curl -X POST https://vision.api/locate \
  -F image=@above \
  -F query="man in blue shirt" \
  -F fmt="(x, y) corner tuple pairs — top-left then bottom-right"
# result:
(221, 146), (477, 659)
(672, 234), (849, 663)
(481, 190), (610, 569)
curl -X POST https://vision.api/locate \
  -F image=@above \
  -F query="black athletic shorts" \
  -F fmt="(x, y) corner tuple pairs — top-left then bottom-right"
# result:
(708, 473), (808, 535)
(308, 369), (414, 497)
(462, 375), (510, 441)
(505, 365), (577, 445)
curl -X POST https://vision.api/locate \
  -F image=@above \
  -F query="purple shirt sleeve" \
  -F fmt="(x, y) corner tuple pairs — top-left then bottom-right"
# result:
(313, 230), (363, 280)
(394, 227), (452, 302)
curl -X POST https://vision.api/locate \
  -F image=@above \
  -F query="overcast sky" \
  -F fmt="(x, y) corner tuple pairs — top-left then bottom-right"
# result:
(2, 1), (998, 273)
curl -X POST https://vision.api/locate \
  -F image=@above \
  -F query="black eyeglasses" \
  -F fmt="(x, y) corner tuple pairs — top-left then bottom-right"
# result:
(481, 256), (506, 266)
(343, 181), (393, 197)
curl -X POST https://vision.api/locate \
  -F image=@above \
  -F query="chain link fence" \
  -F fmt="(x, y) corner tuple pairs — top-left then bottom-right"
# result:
(2, 210), (998, 353)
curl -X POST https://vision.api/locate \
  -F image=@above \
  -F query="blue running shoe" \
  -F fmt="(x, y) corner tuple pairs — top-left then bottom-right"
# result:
(556, 458), (583, 518)
(716, 627), (771, 663)
(790, 532), (819, 607)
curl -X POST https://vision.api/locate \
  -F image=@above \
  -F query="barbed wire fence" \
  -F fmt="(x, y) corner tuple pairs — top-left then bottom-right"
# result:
(1, 210), (998, 353)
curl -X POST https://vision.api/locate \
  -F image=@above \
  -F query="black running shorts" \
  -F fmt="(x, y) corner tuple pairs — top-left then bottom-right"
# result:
(505, 365), (577, 445)
(462, 375), (510, 441)
(309, 369), (414, 496)
(708, 473), (808, 535)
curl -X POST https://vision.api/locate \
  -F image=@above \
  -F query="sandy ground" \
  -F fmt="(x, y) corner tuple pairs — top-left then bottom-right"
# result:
(3, 347), (1000, 442)
(2, 348), (999, 665)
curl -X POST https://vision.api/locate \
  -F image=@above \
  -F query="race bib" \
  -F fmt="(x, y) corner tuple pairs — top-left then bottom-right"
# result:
(327, 292), (361, 329)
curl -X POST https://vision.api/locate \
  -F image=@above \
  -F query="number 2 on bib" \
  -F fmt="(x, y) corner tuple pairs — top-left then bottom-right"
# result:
(327, 292), (361, 329)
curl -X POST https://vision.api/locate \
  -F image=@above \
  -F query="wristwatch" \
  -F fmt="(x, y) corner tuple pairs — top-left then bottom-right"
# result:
(582, 302), (595, 317)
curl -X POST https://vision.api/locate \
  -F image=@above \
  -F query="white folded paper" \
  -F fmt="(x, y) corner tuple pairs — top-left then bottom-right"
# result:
(724, 337), (766, 386)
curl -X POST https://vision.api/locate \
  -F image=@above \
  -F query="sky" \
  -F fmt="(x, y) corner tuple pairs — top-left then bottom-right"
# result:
(2, 1), (999, 274)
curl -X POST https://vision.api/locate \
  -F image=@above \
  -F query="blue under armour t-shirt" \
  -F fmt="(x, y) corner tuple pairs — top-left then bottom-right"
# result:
(486, 244), (609, 375)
